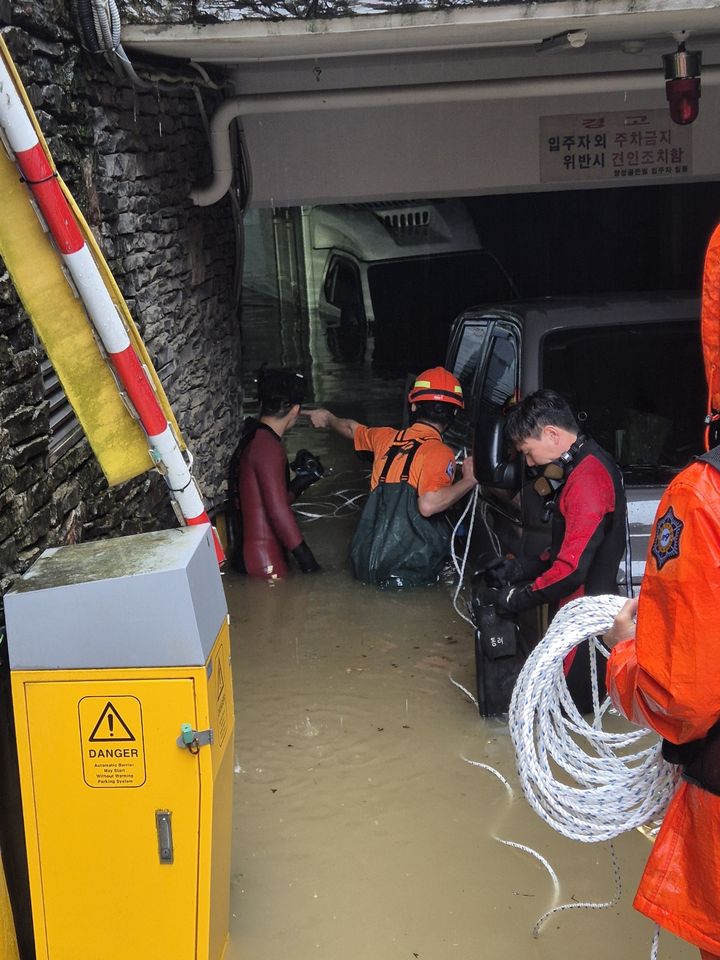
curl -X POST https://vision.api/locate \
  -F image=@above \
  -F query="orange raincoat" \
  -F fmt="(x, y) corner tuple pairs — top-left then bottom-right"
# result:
(606, 221), (720, 956)
(607, 461), (720, 954)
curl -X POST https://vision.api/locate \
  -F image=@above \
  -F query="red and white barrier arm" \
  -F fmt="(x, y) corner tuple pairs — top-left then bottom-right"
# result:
(0, 57), (224, 562)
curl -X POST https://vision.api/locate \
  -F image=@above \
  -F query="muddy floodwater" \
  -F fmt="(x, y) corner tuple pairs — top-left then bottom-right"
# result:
(224, 311), (695, 960)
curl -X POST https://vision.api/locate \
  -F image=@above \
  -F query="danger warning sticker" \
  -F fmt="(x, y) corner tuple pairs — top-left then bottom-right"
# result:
(215, 654), (229, 748)
(78, 696), (146, 788)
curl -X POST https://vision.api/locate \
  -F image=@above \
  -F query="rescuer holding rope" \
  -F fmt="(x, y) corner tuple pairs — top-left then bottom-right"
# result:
(487, 389), (627, 709)
(308, 367), (477, 588)
(227, 368), (323, 578)
(602, 223), (720, 960)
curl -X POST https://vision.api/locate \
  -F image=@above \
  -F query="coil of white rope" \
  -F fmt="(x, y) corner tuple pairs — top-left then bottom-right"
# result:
(509, 593), (679, 844)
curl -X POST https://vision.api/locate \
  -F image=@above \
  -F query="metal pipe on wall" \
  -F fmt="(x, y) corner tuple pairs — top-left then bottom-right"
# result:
(190, 64), (720, 207)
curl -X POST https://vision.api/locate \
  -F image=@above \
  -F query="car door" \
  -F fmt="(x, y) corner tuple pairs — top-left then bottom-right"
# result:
(445, 315), (525, 564)
(444, 314), (492, 451)
(319, 254), (367, 361)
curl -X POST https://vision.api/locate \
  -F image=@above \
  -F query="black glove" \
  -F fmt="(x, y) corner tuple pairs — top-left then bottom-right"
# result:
(291, 540), (321, 573)
(484, 557), (524, 588)
(495, 583), (536, 617)
(289, 449), (325, 496)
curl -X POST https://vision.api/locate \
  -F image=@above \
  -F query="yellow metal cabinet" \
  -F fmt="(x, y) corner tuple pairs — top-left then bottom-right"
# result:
(0, 851), (19, 960)
(5, 527), (233, 960)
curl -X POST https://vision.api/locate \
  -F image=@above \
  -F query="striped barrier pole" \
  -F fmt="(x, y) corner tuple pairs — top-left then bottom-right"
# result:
(0, 55), (224, 563)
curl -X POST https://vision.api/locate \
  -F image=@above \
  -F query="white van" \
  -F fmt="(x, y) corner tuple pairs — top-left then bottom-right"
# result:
(301, 200), (515, 366)
(445, 292), (704, 593)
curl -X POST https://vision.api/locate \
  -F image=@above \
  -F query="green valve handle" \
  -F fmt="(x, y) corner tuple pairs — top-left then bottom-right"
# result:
(177, 723), (212, 753)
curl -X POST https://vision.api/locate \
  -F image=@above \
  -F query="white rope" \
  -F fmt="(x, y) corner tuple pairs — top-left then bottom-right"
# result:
(454, 599), (671, 955)
(460, 755), (563, 908)
(509, 594), (679, 844)
(530, 840), (623, 937)
(449, 674), (478, 708)
(294, 485), (368, 521)
(450, 484), (477, 578)
(462, 755), (513, 793)
(450, 485), (481, 627)
(498, 838), (560, 895)
(460, 726), (627, 939)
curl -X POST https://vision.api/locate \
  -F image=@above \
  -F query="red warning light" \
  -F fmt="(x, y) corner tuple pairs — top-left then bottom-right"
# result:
(662, 45), (702, 126)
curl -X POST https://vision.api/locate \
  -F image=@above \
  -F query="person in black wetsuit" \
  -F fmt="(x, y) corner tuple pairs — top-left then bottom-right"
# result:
(487, 389), (627, 709)
(227, 368), (322, 578)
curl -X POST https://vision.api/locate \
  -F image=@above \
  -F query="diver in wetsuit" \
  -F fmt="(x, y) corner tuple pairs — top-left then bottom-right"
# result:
(227, 368), (323, 577)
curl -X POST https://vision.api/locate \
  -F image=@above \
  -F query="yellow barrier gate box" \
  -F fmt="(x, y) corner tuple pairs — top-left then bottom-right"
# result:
(4, 526), (233, 960)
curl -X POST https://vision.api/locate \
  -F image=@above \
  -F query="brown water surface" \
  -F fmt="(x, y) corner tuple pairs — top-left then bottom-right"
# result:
(223, 341), (694, 960)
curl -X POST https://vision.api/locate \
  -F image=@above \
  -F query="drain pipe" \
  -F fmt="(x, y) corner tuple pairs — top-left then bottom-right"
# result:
(191, 64), (720, 207)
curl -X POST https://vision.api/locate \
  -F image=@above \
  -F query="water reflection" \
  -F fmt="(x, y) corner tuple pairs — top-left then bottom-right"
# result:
(239, 293), (407, 423)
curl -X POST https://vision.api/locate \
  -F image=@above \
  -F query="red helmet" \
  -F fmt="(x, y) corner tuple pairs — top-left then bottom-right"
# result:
(408, 367), (464, 409)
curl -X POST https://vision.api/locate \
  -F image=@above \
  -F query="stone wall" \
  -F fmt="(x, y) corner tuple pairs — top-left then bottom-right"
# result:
(121, 0), (553, 25)
(0, 2), (241, 622)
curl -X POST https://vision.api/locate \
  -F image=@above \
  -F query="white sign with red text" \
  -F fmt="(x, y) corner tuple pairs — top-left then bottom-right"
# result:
(540, 109), (692, 184)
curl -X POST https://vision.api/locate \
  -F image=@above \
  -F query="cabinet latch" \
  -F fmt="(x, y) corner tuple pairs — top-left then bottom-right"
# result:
(177, 723), (213, 754)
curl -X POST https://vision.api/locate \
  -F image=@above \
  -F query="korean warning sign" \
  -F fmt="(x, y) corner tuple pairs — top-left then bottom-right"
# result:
(79, 696), (146, 788)
(539, 109), (693, 184)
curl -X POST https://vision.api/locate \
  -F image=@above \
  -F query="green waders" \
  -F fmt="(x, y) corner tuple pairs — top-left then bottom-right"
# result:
(349, 433), (450, 588)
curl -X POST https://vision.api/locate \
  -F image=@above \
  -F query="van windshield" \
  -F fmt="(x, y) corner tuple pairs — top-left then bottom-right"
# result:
(369, 252), (514, 371)
(542, 319), (705, 483)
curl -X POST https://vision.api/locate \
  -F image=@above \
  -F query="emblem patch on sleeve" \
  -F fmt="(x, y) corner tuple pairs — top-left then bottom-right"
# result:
(446, 460), (455, 479)
(651, 506), (684, 570)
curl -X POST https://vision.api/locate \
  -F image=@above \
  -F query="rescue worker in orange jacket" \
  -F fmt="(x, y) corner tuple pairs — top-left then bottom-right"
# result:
(603, 216), (720, 960)
(604, 455), (720, 960)
(307, 367), (477, 587)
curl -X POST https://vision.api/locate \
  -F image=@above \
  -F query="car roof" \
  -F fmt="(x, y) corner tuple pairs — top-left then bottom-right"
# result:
(311, 199), (484, 262)
(456, 291), (699, 331)
(451, 291), (700, 396)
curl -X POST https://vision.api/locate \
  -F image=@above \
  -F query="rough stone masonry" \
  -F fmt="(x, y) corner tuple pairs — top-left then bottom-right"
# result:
(0, 0), (242, 625)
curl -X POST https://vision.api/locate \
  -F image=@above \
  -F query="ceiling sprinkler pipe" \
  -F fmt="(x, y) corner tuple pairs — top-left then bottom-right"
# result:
(191, 64), (720, 207)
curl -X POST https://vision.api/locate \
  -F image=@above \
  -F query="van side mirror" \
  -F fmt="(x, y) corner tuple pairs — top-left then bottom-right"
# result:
(472, 414), (520, 489)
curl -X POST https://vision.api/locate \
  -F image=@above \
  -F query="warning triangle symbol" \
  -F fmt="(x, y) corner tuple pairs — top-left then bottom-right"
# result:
(88, 702), (135, 742)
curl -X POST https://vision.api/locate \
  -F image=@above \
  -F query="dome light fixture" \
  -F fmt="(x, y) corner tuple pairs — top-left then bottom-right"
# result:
(662, 42), (702, 125)
(536, 30), (588, 55)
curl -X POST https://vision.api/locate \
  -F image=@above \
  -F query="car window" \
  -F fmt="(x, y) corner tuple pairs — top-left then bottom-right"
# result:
(324, 258), (361, 309)
(451, 320), (489, 408)
(541, 318), (704, 481)
(368, 251), (514, 369)
(478, 329), (518, 413)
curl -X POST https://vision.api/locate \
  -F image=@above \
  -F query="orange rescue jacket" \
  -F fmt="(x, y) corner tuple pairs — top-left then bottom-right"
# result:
(607, 460), (720, 954)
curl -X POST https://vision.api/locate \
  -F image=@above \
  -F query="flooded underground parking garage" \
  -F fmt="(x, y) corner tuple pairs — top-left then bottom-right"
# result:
(221, 299), (696, 960)
(3, 2), (720, 956)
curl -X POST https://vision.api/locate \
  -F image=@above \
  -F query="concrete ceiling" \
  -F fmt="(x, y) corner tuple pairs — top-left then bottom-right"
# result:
(122, 0), (720, 207)
(122, 0), (720, 67)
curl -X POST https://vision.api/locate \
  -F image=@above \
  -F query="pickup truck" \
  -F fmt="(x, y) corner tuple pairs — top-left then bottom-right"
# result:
(443, 293), (705, 713)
